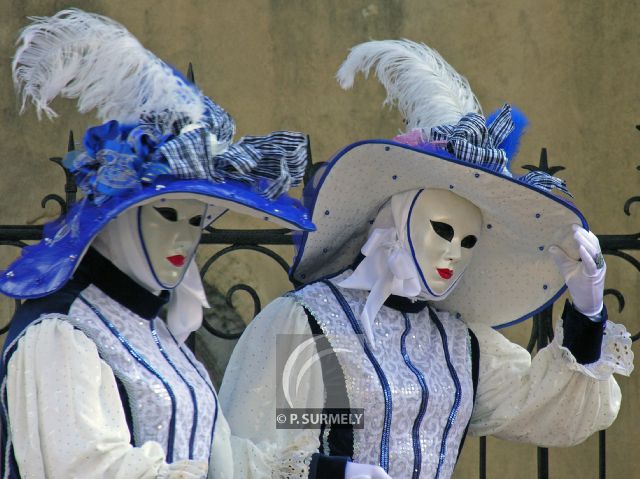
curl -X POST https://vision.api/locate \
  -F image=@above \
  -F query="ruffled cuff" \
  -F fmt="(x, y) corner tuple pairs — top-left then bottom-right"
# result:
(258, 433), (318, 478)
(554, 313), (634, 380)
(273, 447), (315, 478)
(156, 460), (208, 479)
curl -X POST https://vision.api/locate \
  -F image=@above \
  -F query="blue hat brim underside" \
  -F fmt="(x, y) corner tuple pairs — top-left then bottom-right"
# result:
(0, 176), (315, 299)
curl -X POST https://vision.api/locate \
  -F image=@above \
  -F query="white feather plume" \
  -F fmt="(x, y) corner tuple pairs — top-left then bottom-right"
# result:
(336, 39), (482, 132)
(12, 9), (205, 129)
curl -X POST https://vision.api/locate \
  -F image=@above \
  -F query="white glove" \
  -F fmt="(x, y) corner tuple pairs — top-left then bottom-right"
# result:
(157, 460), (208, 479)
(549, 225), (606, 317)
(345, 461), (393, 479)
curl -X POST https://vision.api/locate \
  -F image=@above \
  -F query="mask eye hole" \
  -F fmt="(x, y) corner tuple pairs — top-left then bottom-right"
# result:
(153, 207), (178, 222)
(461, 235), (477, 249)
(430, 220), (454, 242)
(189, 215), (203, 227)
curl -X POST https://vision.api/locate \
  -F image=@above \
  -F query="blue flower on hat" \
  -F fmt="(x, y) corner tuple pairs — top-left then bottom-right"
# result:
(63, 97), (308, 205)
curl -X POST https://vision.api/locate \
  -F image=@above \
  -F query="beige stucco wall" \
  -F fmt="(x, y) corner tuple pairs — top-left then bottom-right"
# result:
(0, 1), (638, 477)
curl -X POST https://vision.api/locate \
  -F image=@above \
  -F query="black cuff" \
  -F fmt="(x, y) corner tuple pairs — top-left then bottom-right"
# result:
(561, 300), (607, 365)
(308, 453), (349, 479)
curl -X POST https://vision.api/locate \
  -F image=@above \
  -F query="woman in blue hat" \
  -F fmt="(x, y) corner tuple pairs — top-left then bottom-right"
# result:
(219, 41), (633, 479)
(0, 10), (314, 479)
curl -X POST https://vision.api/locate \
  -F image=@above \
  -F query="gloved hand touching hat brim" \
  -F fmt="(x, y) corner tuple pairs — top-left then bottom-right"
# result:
(549, 225), (606, 318)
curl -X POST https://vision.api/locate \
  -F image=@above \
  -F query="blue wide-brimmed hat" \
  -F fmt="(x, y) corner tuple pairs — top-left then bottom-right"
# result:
(0, 9), (314, 299)
(290, 40), (585, 329)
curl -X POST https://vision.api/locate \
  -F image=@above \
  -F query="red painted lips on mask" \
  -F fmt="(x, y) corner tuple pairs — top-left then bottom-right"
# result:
(167, 255), (186, 267)
(437, 268), (454, 280)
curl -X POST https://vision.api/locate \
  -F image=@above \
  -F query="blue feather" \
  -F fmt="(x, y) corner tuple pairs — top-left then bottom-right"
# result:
(486, 105), (528, 168)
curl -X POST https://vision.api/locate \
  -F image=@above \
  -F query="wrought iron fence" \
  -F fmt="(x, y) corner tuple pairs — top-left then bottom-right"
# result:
(0, 124), (638, 478)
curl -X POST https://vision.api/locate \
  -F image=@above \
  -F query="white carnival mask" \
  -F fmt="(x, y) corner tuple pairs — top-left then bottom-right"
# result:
(138, 198), (207, 289)
(92, 198), (227, 343)
(408, 189), (482, 296)
(339, 188), (483, 346)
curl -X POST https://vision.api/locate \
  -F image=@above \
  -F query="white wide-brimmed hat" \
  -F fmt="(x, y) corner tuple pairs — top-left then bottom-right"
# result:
(290, 40), (585, 328)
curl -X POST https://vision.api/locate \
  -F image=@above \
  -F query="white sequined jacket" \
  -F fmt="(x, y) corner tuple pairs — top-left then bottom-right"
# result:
(1, 249), (220, 479)
(219, 271), (633, 479)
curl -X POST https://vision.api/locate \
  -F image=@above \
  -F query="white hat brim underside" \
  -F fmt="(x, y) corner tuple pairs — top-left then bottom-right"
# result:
(292, 140), (586, 328)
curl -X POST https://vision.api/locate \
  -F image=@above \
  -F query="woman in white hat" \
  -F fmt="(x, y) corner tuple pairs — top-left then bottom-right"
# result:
(0, 10), (314, 479)
(219, 40), (633, 479)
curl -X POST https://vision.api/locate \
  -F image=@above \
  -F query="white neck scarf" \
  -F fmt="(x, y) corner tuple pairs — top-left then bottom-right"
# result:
(92, 207), (209, 344)
(338, 189), (455, 345)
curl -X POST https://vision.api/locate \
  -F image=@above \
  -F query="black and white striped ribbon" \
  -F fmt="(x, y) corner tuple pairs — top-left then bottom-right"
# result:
(429, 104), (573, 197)
(156, 97), (307, 199)
(430, 104), (514, 172)
(518, 170), (573, 197)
